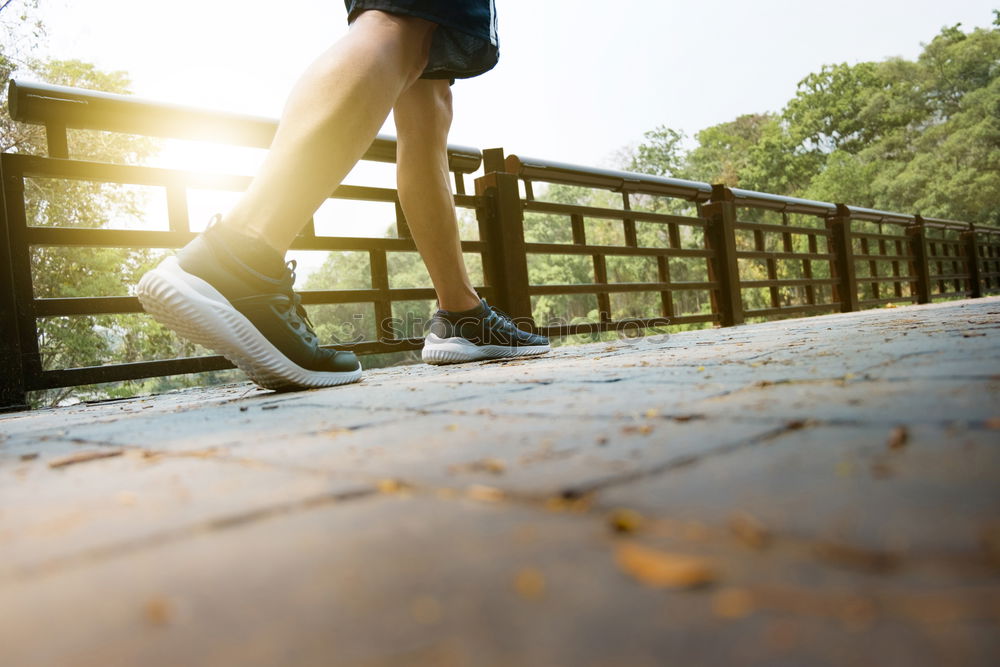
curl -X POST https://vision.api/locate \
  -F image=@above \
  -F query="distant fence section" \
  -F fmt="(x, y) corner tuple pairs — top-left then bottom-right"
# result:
(2, 80), (999, 410)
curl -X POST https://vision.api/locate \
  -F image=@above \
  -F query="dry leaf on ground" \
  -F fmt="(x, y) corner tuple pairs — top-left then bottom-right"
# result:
(514, 568), (546, 600)
(614, 541), (716, 589)
(608, 508), (645, 534)
(886, 426), (909, 450)
(466, 484), (505, 502)
(48, 449), (123, 469)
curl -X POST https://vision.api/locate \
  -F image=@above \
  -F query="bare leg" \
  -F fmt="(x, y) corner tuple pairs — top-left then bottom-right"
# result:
(222, 10), (436, 252)
(393, 79), (480, 312)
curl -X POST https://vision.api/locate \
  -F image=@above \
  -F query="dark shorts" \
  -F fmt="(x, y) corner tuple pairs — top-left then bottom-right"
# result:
(344, 0), (499, 80)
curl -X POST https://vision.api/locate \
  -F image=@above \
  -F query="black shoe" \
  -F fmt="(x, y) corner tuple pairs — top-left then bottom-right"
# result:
(137, 223), (361, 389)
(422, 298), (550, 365)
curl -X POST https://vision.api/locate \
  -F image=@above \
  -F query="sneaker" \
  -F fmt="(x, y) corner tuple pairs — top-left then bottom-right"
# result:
(137, 224), (362, 390)
(422, 299), (550, 365)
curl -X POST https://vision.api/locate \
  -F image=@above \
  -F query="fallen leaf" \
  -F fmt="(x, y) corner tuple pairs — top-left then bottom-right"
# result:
(466, 484), (505, 502)
(672, 414), (702, 423)
(545, 493), (593, 513)
(644, 408), (659, 419)
(608, 508), (644, 534)
(377, 478), (405, 494)
(144, 597), (173, 626)
(614, 541), (716, 589)
(48, 449), (124, 469)
(514, 568), (546, 600)
(449, 458), (506, 475)
(886, 426), (909, 450)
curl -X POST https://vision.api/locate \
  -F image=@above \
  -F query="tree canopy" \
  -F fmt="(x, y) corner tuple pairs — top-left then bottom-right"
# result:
(630, 20), (1000, 223)
(2, 1), (233, 405)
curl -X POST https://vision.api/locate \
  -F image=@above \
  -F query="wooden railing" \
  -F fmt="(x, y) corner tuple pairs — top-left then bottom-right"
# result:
(3, 80), (998, 410)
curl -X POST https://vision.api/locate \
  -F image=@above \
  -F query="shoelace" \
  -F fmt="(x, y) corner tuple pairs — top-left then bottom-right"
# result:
(202, 215), (319, 341)
(279, 260), (318, 337)
(485, 305), (522, 333)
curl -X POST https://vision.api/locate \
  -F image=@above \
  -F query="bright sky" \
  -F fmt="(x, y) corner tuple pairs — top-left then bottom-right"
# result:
(38, 0), (999, 166)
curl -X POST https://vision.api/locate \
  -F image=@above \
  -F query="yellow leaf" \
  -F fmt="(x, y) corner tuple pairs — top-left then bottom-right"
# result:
(377, 478), (404, 494)
(466, 484), (505, 502)
(614, 541), (716, 589)
(608, 508), (644, 534)
(514, 568), (546, 600)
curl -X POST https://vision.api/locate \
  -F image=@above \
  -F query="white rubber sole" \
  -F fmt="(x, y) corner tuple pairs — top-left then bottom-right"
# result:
(137, 257), (362, 390)
(422, 333), (551, 365)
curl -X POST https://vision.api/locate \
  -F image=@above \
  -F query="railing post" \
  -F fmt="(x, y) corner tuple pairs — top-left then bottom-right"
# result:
(0, 156), (29, 411)
(474, 148), (535, 327)
(907, 215), (932, 304)
(962, 225), (983, 299)
(703, 185), (743, 327)
(827, 204), (859, 312)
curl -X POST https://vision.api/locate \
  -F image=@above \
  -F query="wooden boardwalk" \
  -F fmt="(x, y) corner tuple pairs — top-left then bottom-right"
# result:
(2, 297), (999, 666)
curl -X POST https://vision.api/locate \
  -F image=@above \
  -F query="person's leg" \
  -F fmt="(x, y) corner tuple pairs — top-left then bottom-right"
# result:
(138, 10), (439, 390)
(223, 10), (436, 253)
(393, 80), (550, 364)
(393, 79), (480, 312)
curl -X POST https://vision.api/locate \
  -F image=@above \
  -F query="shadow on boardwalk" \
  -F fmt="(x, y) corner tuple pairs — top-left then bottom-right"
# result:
(1, 298), (999, 666)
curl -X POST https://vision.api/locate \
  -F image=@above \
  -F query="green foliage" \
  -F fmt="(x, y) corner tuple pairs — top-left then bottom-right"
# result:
(629, 126), (686, 178)
(2, 2), (240, 406)
(630, 21), (1000, 223)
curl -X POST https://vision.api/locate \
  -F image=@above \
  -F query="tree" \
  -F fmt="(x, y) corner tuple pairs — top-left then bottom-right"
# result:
(628, 19), (1000, 224)
(629, 126), (687, 178)
(2, 1), (223, 405)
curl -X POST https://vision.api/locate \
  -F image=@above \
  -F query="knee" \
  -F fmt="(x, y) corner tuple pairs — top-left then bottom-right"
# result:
(404, 79), (453, 140)
(397, 81), (453, 140)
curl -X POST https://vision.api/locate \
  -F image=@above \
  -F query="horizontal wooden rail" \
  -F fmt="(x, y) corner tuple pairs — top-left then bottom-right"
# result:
(2, 82), (998, 411)
(8, 80), (482, 173)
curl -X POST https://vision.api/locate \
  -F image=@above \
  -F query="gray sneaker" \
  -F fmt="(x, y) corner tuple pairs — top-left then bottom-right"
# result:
(138, 224), (361, 390)
(422, 299), (550, 365)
